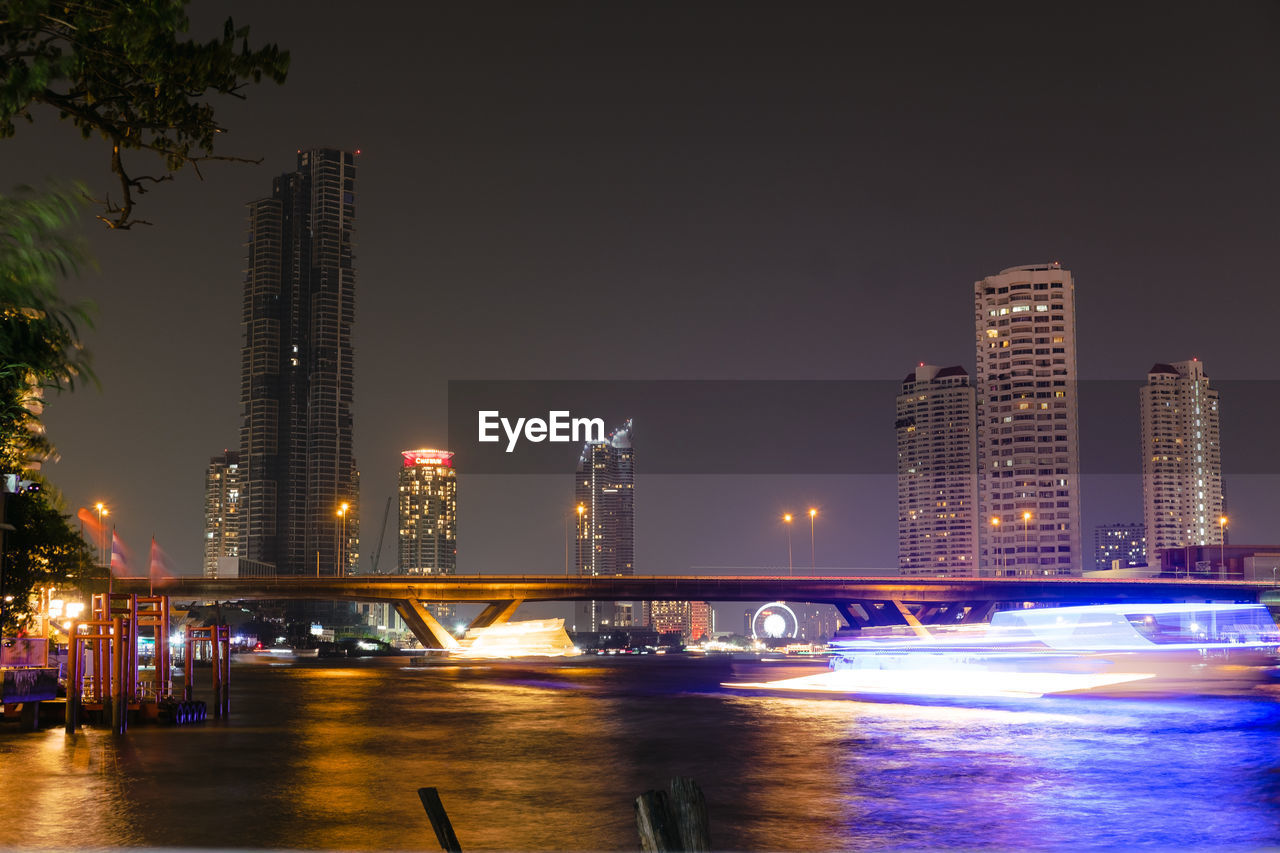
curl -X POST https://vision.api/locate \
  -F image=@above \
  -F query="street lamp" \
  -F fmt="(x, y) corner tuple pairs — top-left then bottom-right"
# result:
(808, 508), (817, 572)
(576, 503), (586, 576)
(337, 502), (349, 577)
(990, 516), (1001, 574)
(1022, 511), (1032, 571)
(94, 502), (108, 569)
(783, 513), (794, 576)
(1219, 515), (1228, 573)
(564, 504), (585, 575)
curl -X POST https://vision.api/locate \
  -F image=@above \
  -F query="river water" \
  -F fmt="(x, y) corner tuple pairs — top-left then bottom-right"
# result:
(3, 655), (1280, 851)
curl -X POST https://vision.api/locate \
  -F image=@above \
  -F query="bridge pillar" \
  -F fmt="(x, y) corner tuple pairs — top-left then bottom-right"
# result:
(832, 602), (866, 630)
(394, 600), (461, 650)
(468, 600), (525, 631)
(960, 601), (996, 624)
(886, 600), (931, 639)
(854, 600), (906, 628)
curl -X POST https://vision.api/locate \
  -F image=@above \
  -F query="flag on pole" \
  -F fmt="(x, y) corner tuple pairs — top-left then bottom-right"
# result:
(149, 536), (173, 595)
(110, 530), (131, 576)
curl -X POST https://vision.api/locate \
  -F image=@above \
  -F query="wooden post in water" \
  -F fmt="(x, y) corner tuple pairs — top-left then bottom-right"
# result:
(159, 596), (171, 698)
(184, 627), (194, 701)
(111, 616), (125, 734)
(417, 787), (463, 853)
(220, 626), (230, 717)
(127, 595), (139, 702)
(635, 777), (710, 853)
(210, 624), (222, 719)
(65, 626), (80, 733)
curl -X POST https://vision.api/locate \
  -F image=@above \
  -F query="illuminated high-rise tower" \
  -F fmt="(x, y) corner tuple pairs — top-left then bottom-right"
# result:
(203, 451), (243, 578)
(239, 149), (359, 581)
(1141, 359), (1223, 552)
(398, 449), (457, 624)
(574, 419), (634, 631)
(974, 264), (1081, 576)
(896, 364), (978, 576)
(398, 449), (458, 576)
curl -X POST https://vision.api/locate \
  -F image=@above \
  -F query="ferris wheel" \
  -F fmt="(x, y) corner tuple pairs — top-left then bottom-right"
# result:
(751, 602), (799, 640)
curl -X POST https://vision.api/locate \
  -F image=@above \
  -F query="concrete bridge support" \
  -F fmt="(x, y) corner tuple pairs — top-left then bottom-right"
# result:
(833, 602), (865, 630)
(961, 601), (996, 623)
(394, 599), (461, 650)
(468, 600), (524, 631)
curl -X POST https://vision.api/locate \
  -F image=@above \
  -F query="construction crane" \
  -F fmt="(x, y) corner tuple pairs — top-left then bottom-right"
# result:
(369, 495), (393, 574)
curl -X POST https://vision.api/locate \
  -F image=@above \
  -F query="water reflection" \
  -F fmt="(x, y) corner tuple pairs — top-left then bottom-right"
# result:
(2, 657), (1279, 850)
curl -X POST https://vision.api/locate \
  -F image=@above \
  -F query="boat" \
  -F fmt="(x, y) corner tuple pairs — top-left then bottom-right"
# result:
(231, 644), (299, 664)
(724, 603), (1280, 700)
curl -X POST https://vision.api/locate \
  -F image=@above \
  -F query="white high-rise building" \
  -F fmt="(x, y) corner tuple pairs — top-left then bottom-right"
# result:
(974, 264), (1081, 576)
(895, 364), (978, 576)
(1140, 359), (1223, 552)
(203, 451), (243, 578)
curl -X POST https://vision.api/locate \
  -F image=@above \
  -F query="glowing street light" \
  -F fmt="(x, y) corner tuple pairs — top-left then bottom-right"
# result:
(990, 516), (1001, 573)
(783, 513), (794, 576)
(808, 508), (818, 572)
(576, 504), (586, 576)
(1220, 515), (1228, 572)
(337, 502), (350, 577)
(94, 502), (108, 569)
(564, 504), (586, 575)
(1022, 511), (1033, 570)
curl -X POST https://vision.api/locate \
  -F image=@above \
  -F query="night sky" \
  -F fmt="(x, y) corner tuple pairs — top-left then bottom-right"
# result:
(2, 2), (1278, 614)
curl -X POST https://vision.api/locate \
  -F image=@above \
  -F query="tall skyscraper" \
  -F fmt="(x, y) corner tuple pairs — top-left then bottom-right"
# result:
(398, 449), (457, 575)
(895, 364), (978, 576)
(1093, 522), (1147, 571)
(203, 451), (243, 578)
(239, 149), (360, 582)
(974, 264), (1081, 576)
(574, 419), (634, 632)
(1141, 359), (1223, 552)
(398, 449), (457, 624)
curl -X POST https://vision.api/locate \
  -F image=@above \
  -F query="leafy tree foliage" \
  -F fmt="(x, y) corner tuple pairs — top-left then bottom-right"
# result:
(0, 0), (289, 228)
(0, 185), (93, 477)
(1, 482), (100, 634)
(0, 186), (99, 632)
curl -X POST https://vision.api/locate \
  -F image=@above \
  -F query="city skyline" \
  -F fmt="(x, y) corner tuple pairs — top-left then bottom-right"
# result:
(1, 2), (1277, 593)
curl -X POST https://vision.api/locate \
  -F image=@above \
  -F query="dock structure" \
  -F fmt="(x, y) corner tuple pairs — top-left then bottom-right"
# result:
(13, 592), (226, 733)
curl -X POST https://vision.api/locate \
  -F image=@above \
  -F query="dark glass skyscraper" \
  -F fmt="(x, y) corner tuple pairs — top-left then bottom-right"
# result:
(239, 149), (359, 581)
(573, 420), (634, 632)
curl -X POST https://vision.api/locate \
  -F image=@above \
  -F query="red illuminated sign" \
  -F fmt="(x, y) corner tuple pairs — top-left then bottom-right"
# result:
(402, 449), (454, 468)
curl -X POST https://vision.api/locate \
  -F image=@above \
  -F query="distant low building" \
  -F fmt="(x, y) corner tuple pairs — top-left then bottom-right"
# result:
(214, 557), (276, 579)
(643, 600), (711, 643)
(1093, 522), (1147, 572)
(1158, 544), (1280, 581)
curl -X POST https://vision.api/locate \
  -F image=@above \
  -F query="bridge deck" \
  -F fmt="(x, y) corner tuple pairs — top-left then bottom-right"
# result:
(116, 574), (1273, 605)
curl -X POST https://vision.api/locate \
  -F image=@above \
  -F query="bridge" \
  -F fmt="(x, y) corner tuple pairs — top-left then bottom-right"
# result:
(115, 574), (1280, 650)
